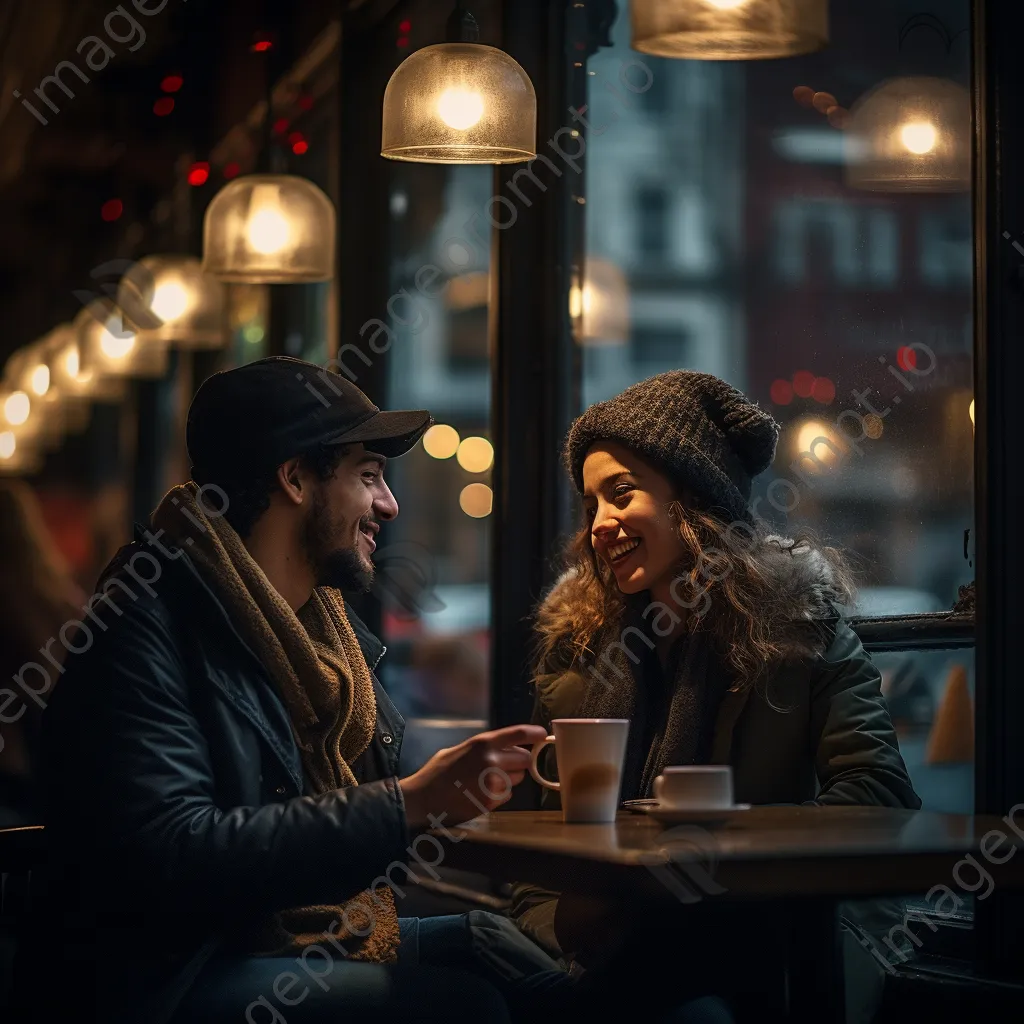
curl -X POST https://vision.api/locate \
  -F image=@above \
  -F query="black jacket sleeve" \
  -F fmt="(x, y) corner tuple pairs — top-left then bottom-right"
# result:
(40, 599), (411, 917)
(807, 620), (921, 809)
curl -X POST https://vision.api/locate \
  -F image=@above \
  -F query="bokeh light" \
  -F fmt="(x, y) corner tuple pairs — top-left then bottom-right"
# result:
(4, 391), (30, 426)
(101, 199), (123, 222)
(423, 424), (460, 459)
(896, 346), (918, 372)
(811, 377), (836, 404)
(460, 482), (493, 518)
(456, 436), (494, 473)
(792, 370), (816, 398)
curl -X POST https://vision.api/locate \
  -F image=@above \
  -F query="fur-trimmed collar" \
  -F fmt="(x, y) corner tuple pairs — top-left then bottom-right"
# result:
(535, 535), (846, 677)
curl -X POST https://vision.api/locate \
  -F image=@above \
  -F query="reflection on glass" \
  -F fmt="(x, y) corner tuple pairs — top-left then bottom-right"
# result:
(631, 0), (829, 60)
(875, 648), (974, 814)
(580, 0), (973, 616)
(846, 77), (970, 192)
(571, 258), (630, 346)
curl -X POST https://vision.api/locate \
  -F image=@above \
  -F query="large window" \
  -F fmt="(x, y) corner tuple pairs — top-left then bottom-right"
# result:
(379, 162), (494, 772)
(575, 0), (974, 812)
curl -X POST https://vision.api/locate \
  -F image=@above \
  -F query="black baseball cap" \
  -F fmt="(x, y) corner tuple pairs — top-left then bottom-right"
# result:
(186, 356), (432, 477)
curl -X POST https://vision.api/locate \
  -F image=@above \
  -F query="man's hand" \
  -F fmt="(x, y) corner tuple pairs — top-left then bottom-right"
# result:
(399, 724), (547, 830)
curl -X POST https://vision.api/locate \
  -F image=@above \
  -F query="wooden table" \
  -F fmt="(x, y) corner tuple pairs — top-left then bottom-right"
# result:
(433, 806), (1024, 1022)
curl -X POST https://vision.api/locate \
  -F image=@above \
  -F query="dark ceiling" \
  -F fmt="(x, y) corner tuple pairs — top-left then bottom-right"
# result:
(0, 0), (349, 365)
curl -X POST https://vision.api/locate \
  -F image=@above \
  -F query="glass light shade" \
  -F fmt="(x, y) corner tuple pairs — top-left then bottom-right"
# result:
(382, 43), (536, 164)
(631, 0), (828, 60)
(4, 342), (51, 398)
(0, 427), (43, 475)
(0, 386), (55, 456)
(570, 258), (630, 346)
(45, 324), (107, 402)
(117, 255), (227, 350)
(41, 325), (99, 430)
(2, 341), (67, 447)
(202, 174), (336, 283)
(75, 300), (169, 381)
(845, 77), (970, 193)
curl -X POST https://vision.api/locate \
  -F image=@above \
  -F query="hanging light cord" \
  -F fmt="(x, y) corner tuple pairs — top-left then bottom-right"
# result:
(446, 0), (480, 43)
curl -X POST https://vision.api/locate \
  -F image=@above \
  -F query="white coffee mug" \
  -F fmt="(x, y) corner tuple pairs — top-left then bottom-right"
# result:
(652, 765), (734, 810)
(530, 718), (630, 823)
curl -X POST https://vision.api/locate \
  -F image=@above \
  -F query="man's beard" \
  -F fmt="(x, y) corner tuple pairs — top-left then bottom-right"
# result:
(304, 487), (376, 593)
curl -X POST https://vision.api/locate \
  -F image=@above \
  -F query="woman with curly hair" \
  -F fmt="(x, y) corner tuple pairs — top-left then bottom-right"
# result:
(511, 371), (919, 1023)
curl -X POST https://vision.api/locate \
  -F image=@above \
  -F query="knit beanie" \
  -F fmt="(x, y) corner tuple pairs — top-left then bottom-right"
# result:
(565, 371), (780, 523)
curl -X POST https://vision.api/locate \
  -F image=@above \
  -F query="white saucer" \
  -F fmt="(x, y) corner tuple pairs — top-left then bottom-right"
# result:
(622, 799), (752, 826)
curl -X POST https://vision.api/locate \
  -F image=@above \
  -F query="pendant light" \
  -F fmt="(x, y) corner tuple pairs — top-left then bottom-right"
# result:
(3, 341), (67, 447)
(631, 0), (829, 60)
(381, 2), (536, 164)
(202, 34), (335, 282)
(845, 77), (970, 192)
(43, 322), (115, 408)
(74, 300), (169, 381)
(203, 175), (335, 282)
(118, 255), (227, 349)
(0, 424), (42, 475)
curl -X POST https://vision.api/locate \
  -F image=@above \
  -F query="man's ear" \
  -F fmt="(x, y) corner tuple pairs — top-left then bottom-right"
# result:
(276, 457), (305, 506)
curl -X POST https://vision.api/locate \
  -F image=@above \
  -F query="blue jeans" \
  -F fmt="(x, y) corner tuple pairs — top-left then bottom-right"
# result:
(172, 911), (569, 1023)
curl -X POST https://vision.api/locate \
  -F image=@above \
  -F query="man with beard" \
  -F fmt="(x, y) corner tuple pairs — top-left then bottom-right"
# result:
(31, 357), (566, 1024)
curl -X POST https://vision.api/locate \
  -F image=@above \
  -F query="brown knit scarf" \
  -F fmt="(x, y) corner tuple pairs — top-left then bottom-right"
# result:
(152, 482), (400, 964)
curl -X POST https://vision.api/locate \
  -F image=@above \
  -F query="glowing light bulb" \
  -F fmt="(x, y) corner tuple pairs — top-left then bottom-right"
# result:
(100, 319), (136, 360)
(64, 346), (79, 378)
(30, 364), (50, 396)
(4, 391), (30, 426)
(151, 281), (190, 322)
(246, 186), (291, 255)
(901, 121), (937, 155)
(0, 431), (15, 459)
(969, 399), (975, 425)
(437, 87), (485, 131)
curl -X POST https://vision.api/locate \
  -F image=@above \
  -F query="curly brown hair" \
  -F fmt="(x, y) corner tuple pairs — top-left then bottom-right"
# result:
(534, 499), (856, 692)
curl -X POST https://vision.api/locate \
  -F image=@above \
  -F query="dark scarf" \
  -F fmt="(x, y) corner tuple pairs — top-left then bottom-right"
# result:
(577, 601), (733, 799)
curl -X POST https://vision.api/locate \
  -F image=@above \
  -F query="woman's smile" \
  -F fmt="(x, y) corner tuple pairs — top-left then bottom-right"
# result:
(606, 536), (642, 565)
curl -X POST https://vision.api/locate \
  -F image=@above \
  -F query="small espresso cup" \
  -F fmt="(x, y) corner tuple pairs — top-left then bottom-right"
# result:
(652, 765), (734, 810)
(529, 718), (629, 823)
